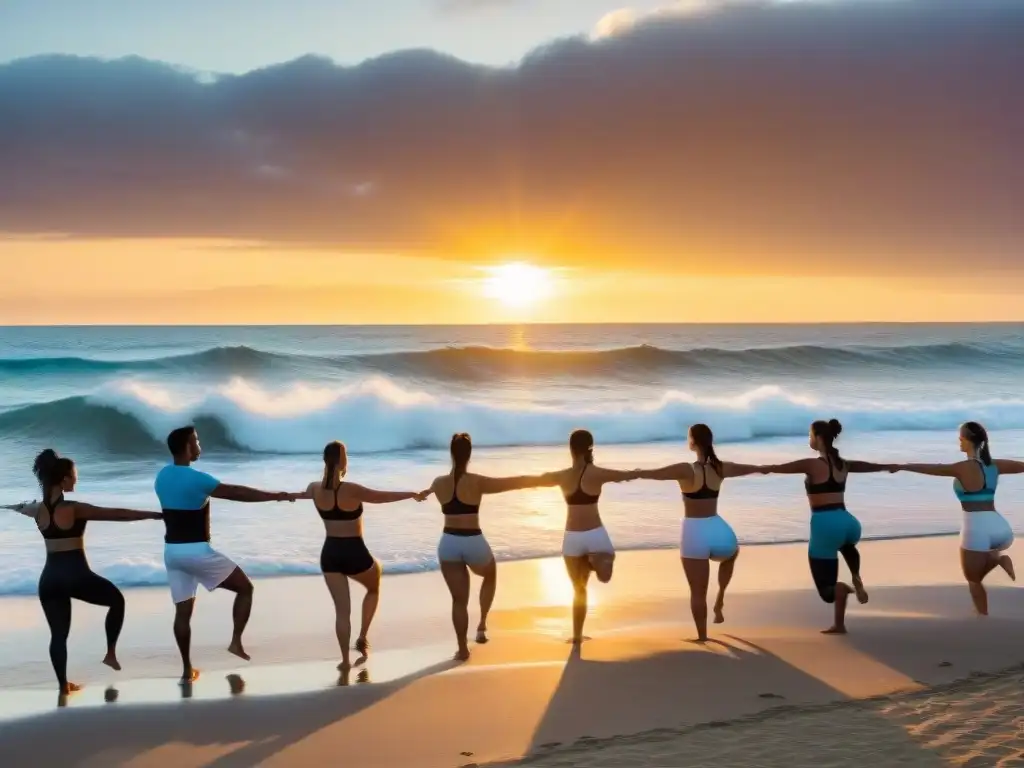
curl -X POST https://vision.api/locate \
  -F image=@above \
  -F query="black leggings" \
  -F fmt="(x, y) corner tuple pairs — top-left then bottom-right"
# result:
(38, 550), (125, 689)
(809, 544), (861, 604)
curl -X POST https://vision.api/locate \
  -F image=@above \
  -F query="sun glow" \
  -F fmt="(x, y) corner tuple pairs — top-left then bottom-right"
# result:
(481, 262), (555, 309)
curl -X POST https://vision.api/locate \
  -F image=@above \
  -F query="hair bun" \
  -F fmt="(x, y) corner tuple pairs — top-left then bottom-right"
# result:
(827, 419), (843, 438)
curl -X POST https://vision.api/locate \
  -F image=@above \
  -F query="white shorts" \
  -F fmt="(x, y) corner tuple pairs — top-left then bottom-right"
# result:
(961, 511), (1014, 553)
(164, 542), (238, 604)
(681, 515), (739, 561)
(562, 526), (614, 558)
(437, 532), (494, 567)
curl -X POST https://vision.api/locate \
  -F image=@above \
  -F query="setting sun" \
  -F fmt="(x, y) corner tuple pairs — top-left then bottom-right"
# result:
(481, 262), (555, 309)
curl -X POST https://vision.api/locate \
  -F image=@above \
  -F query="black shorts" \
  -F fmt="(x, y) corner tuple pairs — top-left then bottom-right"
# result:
(320, 537), (375, 576)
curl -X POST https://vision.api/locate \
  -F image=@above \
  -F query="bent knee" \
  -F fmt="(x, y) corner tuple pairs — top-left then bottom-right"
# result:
(817, 586), (836, 604)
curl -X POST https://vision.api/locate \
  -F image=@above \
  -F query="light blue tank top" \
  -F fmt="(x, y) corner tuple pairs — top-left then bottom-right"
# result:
(953, 459), (998, 504)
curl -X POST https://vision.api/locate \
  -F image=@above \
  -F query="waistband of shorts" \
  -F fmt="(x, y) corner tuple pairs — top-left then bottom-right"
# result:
(810, 503), (847, 513)
(443, 527), (483, 537)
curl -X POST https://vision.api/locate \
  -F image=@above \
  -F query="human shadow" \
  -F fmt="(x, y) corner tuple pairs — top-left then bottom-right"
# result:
(0, 656), (459, 767)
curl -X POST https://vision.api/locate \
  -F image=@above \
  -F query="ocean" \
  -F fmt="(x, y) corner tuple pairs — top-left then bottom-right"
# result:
(1, 323), (1022, 597)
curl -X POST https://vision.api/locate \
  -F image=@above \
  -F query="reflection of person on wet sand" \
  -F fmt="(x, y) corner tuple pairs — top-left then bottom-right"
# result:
(762, 419), (892, 634)
(289, 440), (429, 672)
(3, 449), (162, 699)
(531, 429), (640, 645)
(155, 426), (295, 683)
(426, 433), (561, 661)
(634, 424), (764, 642)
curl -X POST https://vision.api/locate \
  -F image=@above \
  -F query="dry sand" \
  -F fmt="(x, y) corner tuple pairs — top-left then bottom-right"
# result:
(0, 536), (1021, 767)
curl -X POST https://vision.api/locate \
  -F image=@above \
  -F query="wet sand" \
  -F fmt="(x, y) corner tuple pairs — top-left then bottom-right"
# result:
(0, 536), (1022, 767)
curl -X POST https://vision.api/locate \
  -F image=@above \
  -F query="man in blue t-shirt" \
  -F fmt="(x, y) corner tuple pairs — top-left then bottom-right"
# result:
(155, 425), (296, 682)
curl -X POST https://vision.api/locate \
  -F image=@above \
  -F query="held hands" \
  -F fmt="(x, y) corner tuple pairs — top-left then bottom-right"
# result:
(413, 489), (432, 502)
(276, 492), (299, 502)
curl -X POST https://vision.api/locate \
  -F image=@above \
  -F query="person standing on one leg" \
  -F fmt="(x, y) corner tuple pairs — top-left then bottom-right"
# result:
(894, 422), (1017, 616)
(155, 425), (295, 682)
(634, 424), (764, 643)
(762, 419), (892, 634)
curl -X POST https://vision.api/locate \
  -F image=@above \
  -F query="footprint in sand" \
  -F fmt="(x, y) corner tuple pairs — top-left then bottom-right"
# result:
(759, 692), (785, 699)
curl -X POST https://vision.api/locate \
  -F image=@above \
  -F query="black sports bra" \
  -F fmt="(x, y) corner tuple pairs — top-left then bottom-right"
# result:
(442, 475), (480, 515)
(564, 465), (600, 505)
(805, 457), (847, 495)
(315, 484), (363, 522)
(40, 496), (87, 540)
(683, 463), (720, 500)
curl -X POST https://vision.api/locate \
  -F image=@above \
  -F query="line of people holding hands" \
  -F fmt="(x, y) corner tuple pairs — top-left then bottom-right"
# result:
(4, 419), (1018, 698)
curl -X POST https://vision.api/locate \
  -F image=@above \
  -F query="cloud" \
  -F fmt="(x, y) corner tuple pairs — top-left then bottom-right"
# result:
(1, 1), (1023, 277)
(593, 0), (737, 39)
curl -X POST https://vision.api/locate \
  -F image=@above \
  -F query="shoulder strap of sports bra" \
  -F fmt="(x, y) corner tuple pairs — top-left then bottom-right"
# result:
(697, 461), (708, 490)
(576, 464), (589, 491)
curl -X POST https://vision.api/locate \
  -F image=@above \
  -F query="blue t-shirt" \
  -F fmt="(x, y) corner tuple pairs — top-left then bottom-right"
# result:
(155, 464), (220, 511)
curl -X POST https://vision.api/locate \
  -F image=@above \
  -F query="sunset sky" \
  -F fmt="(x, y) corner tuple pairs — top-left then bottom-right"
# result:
(2, 0), (1023, 324)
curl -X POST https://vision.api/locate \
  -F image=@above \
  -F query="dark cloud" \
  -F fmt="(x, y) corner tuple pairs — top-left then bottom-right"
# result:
(1, 0), (1022, 276)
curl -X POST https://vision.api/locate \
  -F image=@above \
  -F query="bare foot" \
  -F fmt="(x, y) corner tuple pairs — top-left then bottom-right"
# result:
(227, 639), (251, 661)
(61, 682), (82, 695)
(852, 576), (870, 604)
(999, 555), (1016, 581)
(821, 625), (848, 635)
(337, 659), (352, 673)
(475, 628), (489, 644)
(453, 647), (471, 662)
(687, 637), (709, 645)
(713, 603), (725, 624)
(354, 637), (370, 656)
(102, 652), (121, 671)
(180, 668), (200, 684)
(567, 636), (591, 645)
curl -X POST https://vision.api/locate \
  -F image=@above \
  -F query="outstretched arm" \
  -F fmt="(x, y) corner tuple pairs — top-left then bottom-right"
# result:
(761, 459), (816, 475)
(1, 501), (37, 517)
(721, 462), (765, 479)
(995, 459), (1024, 475)
(594, 466), (642, 484)
(846, 460), (896, 473)
(479, 472), (562, 495)
(894, 462), (963, 478)
(347, 483), (428, 504)
(73, 503), (163, 522)
(211, 484), (293, 503)
(635, 463), (692, 482)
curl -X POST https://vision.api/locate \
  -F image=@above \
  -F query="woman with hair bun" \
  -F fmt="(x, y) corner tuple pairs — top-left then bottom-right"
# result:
(893, 422), (1018, 615)
(634, 423), (764, 642)
(762, 419), (893, 634)
(2, 449), (162, 699)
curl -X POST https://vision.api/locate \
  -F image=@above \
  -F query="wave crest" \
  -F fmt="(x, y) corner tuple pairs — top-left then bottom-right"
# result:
(0, 377), (1019, 456)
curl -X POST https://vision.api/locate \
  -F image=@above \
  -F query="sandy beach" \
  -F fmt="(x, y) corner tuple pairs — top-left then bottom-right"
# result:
(0, 535), (1022, 767)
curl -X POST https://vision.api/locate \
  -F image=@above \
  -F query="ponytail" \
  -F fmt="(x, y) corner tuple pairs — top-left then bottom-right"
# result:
(322, 441), (347, 489)
(689, 424), (722, 474)
(451, 433), (472, 484)
(963, 422), (992, 465)
(811, 419), (845, 469)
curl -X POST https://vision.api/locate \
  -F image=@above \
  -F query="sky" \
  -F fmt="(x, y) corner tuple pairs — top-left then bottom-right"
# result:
(1, 0), (1023, 324)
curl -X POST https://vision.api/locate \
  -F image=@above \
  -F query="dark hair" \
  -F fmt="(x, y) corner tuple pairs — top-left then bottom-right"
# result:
(689, 423), (722, 475)
(962, 421), (992, 465)
(33, 449), (75, 494)
(451, 433), (472, 484)
(167, 426), (196, 457)
(569, 429), (594, 464)
(811, 419), (844, 469)
(322, 441), (348, 489)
